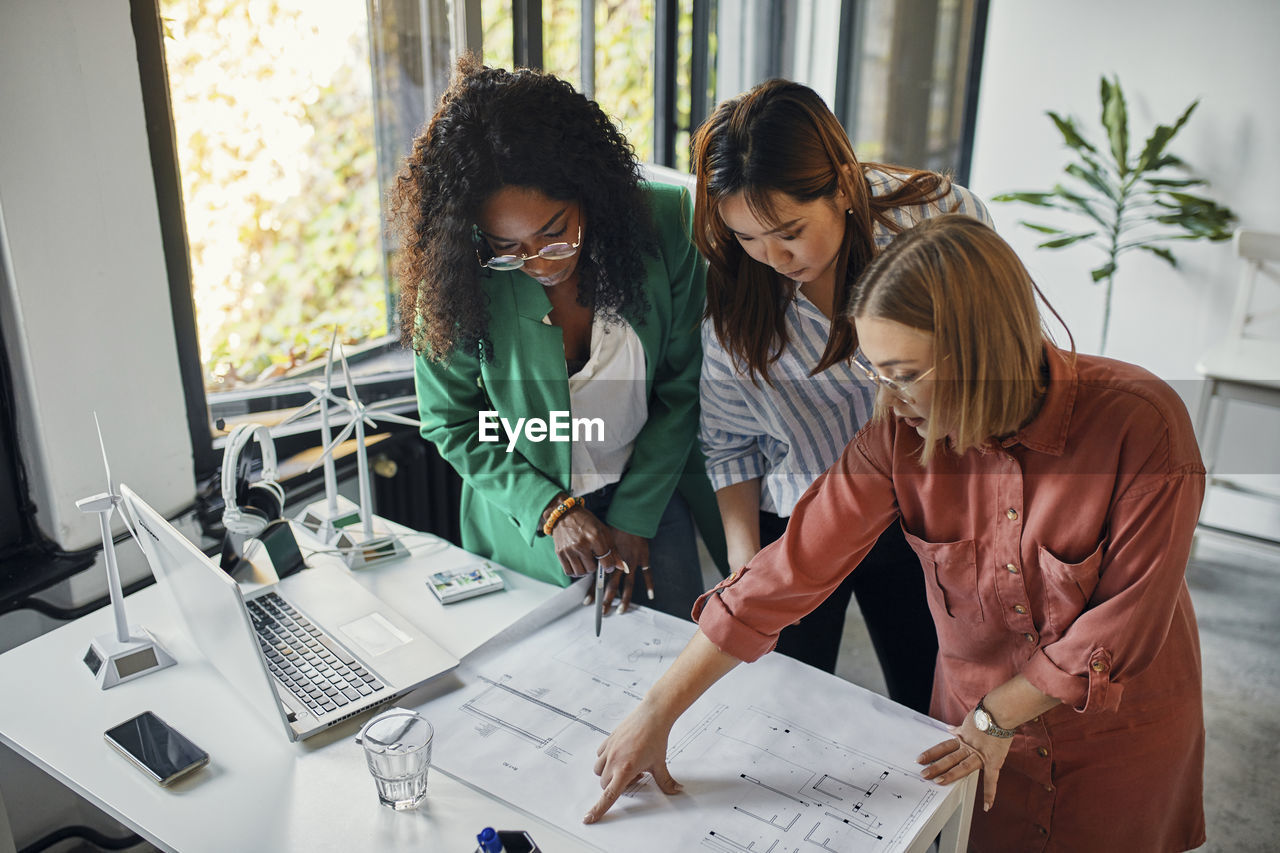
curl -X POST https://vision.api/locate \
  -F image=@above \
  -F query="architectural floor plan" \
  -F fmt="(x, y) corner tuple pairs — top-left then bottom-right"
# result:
(419, 590), (957, 852)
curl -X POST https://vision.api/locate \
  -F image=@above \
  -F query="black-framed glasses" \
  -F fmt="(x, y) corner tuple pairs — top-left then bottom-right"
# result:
(852, 353), (935, 404)
(476, 225), (583, 271)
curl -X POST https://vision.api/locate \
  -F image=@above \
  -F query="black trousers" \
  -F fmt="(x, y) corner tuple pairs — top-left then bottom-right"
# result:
(763, 512), (938, 715)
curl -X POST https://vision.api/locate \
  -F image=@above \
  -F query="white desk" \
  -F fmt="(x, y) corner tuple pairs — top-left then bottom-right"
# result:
(0, 531), (973, 852)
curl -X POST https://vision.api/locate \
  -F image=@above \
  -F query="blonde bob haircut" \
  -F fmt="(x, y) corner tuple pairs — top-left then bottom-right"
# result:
(850, 215), (1070, 463)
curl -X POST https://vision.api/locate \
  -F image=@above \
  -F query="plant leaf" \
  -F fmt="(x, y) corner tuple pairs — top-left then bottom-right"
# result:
(1135, 99), (1198, 173)
(991, 191), (1061, 206)
(1100, 76), (1130, 176)
(1140, 245), (1178, 267)
(1048, 111), (1098, 154)
(1038, 232), (1098, 249)
(1145, 153), (1186, 171)
(1020, 222), (1068, 234)
(1142, 177), (1204, 188)
(1052, 183), (1112, 229)
(1065, 162), (1120, 203)
(1091, 261), (1117, 282)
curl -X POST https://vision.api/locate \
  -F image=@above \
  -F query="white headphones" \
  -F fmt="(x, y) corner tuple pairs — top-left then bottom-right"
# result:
(221, 423), (286, 538)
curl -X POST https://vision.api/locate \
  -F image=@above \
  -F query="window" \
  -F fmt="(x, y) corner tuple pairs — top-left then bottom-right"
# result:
(136, 0), (986, 482)
(161, 0), (398, 393)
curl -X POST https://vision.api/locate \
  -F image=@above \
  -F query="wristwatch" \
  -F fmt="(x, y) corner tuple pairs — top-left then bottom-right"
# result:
(973, 697), (1017, 738)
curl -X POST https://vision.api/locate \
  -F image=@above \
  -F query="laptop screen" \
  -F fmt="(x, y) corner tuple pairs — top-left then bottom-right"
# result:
(120, 483), (291, 737)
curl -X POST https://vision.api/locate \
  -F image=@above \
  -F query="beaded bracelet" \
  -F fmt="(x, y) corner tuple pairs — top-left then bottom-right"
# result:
(541, 495), (582, 537)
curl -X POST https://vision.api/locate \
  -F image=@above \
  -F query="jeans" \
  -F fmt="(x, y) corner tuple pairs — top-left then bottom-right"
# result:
(578, 483), (704, 621)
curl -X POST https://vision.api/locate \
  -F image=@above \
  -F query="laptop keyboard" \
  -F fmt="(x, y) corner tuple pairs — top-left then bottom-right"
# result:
(247, 592), (386, 717)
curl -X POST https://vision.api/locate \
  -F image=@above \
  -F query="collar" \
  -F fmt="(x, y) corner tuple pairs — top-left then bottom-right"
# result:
(509, 271), (555, 321)
(997, 344), (1077, 456)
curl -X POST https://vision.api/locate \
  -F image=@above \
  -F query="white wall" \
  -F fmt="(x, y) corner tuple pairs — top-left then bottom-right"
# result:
(968, 0), (1280, 537)
(0, 0), (194, 556)
(0, 4), (196, 845)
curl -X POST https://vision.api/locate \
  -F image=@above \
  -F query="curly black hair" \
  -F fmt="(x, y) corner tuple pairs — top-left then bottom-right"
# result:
(389, 55), (655, 362)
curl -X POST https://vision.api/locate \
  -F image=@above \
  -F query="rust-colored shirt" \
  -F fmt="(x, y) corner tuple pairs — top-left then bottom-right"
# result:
(694, 346), (1206, 852)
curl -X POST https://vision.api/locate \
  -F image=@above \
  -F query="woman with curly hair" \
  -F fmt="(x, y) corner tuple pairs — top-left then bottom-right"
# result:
(692, 79), (991, 708)
(390, 55), (725, 618)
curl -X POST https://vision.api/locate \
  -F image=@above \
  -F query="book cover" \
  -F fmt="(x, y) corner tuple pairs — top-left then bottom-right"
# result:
(427, 561), (505, 603)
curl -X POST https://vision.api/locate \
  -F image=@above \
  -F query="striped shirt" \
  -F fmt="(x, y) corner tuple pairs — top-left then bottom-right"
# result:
(699, 168), (992, 516)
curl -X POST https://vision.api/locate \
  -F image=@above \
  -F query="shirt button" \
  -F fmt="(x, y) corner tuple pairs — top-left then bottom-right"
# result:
(1005, 563), (1019, 574)
(1091, 660), (1107, 672)
(1036, 747), (1049, 757)
(1023, 632), (1036, 643)
(1014, 604), (1027, 614)
(1006, 508), (1019, 520)
(1043, 783), (1054, 792)
(1037, 825), (1048, 835)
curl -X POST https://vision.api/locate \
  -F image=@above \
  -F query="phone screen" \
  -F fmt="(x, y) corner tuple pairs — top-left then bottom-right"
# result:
(258, 519), (308, 579)
(105, 711), (209, 785)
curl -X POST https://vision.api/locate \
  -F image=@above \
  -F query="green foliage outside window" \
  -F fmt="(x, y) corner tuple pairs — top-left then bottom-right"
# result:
(163, 0), (387, 391)
(166, 0), (675, 393)
(482, 0), (658, 163)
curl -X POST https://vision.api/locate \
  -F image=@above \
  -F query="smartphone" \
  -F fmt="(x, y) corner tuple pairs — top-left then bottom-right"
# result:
(257, 519), (308, 579)
(104, 711), (209, 786)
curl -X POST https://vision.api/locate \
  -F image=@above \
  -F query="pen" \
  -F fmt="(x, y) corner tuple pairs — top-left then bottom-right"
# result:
(594, 560), (604, 637)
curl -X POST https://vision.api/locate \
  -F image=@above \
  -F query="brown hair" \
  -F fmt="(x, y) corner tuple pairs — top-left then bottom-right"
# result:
(850, 215), (1071, 463)
(691, 78), (951, 384)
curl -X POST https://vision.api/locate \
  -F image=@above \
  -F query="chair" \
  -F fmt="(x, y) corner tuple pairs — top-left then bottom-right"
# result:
(1194, 228), (1280, 549)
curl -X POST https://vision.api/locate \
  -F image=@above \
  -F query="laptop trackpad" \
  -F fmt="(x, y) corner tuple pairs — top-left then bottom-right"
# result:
(338, 612), (412, 658)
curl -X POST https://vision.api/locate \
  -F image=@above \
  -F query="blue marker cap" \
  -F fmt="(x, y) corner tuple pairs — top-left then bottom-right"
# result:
(477, 826), (502, 853)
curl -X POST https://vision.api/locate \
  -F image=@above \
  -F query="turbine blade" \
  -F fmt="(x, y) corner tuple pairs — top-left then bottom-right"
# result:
(277, 397), (322, 427)
(324, 328), (337, 396)
(93, 412), (115, 497)
(308, 420), (357, 471)
(371, 412), (422, 428)
(339, 345), (360, 404)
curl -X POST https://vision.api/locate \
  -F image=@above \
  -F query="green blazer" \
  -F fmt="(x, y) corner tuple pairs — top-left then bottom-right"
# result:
(415, 182), (727, 587)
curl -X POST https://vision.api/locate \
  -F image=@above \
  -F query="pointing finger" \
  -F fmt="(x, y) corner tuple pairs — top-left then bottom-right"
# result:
(583, 781), (624, 825)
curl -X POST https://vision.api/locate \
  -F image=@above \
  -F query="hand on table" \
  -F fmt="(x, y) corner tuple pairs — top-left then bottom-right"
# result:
(550, 505), (618, 578)
(584, 702), (682, 824)
(916, 708), (1013, 812)
(598, 529), (651, 615)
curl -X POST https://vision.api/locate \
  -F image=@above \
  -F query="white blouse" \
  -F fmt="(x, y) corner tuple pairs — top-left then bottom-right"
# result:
(545, 312), (648, 496)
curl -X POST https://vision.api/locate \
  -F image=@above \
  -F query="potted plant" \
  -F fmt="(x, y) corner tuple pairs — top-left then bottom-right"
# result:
(993, 76), (1237, 352)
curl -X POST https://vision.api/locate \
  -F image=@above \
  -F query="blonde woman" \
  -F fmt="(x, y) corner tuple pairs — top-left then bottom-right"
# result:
(588, 216), (1205, 852)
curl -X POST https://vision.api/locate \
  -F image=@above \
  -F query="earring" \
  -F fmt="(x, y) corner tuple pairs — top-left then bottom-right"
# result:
(846, 207), (853, 215)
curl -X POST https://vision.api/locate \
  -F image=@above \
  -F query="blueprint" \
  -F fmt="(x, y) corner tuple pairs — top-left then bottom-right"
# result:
(419, 586), (957, 852)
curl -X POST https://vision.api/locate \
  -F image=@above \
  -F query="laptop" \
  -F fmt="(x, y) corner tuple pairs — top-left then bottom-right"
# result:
(121, 484), (458, 741)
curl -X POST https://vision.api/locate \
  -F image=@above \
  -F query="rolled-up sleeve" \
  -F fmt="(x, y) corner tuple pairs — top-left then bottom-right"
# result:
(699, 320), (767, 491)
(1022, 462), (1206, 713)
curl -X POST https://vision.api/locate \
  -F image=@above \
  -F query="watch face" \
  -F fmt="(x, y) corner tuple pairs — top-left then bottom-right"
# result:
(975, 708), (991, 731)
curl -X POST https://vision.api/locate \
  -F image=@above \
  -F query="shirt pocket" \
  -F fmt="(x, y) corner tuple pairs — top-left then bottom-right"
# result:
(1037, 540), (1105, 631)
(901, 526), (983, 623)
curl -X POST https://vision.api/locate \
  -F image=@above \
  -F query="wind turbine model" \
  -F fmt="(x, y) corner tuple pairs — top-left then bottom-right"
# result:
(79, 414), (175, 689)
(275, 330), (360, 543)
(285, 339), (423, 567)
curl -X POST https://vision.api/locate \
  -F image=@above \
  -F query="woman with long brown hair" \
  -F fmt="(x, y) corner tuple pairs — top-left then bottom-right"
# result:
(692, 79), (990, 708)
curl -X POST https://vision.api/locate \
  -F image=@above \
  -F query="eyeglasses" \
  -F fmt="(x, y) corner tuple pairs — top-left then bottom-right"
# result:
(852, 354), (935, 404)
(476, 225), (582, 271)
